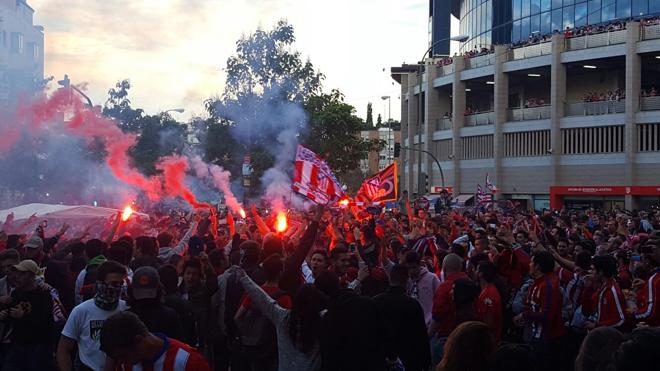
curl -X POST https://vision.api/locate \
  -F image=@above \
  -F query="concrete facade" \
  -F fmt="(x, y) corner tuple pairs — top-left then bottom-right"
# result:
(393, 21), (660, 211)
(0, 0), (44, 104)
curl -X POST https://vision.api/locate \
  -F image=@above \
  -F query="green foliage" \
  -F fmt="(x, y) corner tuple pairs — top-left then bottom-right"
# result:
(376, 113), (382, 126)
(103, 79), (144, 132)
(128, 114), (187, 176)
(217, 19), (324, 107)
(303, 90), (385, 178)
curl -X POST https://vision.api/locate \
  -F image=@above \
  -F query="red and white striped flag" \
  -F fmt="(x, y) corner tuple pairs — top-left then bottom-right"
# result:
(292, 145), (346, 204)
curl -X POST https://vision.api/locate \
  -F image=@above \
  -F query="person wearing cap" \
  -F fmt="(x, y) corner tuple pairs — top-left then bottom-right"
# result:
(0, 259), (54, 371)
(22, 235), (44, 263)
(127, 266), (183, 341)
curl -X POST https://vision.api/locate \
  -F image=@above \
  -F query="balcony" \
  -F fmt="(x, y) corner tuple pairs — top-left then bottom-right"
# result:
(565, 100), (625, 116)
(642, 24), (660, 40)
(465, 53), (494, 70)
(510, 41), (552, 60)
(464, 111), (495, 126)
(641, 95), (660, 111)
(508, 105), (551, 121)
(565, 30), (626, 51)
(436, 63), (454, 77)
(434, 117), (452, 131)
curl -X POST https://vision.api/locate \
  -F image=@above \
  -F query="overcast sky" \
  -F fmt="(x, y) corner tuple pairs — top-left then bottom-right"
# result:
(31, 0), (446, 123)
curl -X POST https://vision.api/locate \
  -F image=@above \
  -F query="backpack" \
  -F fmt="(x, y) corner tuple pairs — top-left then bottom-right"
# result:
(235, 289), (287, 355)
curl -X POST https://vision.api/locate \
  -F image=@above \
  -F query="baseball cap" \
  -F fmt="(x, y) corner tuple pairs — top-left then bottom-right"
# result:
(131, 266), (160, 300)
(24, 235), (44, 250)
(13, 259), (43, 276)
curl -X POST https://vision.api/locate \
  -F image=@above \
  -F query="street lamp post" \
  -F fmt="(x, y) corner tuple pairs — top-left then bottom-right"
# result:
(381, 95), (391, 163)
(164, 108), (185, 114)
(402, 146), (445, 189)
(413, 34), (468, 196)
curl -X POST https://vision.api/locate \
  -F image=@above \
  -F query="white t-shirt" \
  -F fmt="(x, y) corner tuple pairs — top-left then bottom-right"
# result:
(62, 299), (128, 370)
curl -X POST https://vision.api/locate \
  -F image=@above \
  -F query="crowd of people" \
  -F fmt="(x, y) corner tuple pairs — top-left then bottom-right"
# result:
(581, 89), (626, 103)
(523, 98), (547, 108)
(1, 192), (660, 371)
(641, 87), (658, 97)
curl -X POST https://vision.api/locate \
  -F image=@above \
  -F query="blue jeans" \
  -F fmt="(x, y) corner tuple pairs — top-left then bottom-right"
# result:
(2, 344), (53, 371)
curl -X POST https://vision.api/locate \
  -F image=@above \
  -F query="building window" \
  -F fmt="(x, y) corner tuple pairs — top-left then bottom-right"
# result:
(10, 32), (23, 54)
(637, 124), (660, 152)
(504, 130), (551, 157)
(561, 125), (625, 154)
(461, 135), (494, 159)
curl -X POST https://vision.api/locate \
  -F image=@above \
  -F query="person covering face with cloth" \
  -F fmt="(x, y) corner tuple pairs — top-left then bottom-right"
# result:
(57, 261), (128, 371)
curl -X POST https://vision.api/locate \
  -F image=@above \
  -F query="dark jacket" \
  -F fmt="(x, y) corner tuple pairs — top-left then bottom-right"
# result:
(374, 286), (431, 371)
(320, 289), (388, 371)
(128, 299), (184, 341)
(178, 265), (219, 347)
(164, 293), (198, 345)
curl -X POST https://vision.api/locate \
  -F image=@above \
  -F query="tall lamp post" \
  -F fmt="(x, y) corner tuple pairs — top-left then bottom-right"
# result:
(381, 95), (391, 163)
(413, 34), (469, 195)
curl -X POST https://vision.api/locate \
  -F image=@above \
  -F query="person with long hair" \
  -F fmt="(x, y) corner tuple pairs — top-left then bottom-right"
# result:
(436, 321), (495, 371)
(234, 266), (323, 371)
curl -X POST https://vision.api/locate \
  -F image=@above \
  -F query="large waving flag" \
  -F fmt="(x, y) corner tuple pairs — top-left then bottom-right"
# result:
(356, 162), (398, 203)
(292, 145), (346, 204)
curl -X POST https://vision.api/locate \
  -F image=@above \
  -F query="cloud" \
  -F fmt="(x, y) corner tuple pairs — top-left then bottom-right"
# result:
(30, 0), (432, 121)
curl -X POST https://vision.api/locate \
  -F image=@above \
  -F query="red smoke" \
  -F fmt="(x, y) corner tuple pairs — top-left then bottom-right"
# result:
(2, 88), (205, 208)
(159, 156), (210, 209)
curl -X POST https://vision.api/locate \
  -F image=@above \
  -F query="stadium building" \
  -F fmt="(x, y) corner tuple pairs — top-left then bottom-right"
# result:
(392, 0), (660, 210)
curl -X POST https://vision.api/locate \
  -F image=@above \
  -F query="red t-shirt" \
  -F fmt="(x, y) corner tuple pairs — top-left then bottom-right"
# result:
(240, 285), (292, 309)
(477, 284), (503, 342)
(431, 272), (467, 337)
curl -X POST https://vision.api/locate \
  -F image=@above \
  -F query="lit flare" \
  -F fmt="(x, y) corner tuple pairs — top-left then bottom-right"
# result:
(275, 211), (287, 233)
(239, 208), (247, 219)
(121, 206), (134, 222)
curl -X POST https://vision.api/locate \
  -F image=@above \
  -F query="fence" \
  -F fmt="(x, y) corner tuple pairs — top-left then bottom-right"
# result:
(642, 24), (660, 40)
(464, 111), (495, 126)
(436, 63), (454, 77)
(641, 95), (660, 111)
(565, 100), (625, 116)
(465, 53), (494, 69)
(565, 30), (626, 50)
(510, 41), (552, 60)
(434, 117), (452, 131)
(508, 105), (551, 121)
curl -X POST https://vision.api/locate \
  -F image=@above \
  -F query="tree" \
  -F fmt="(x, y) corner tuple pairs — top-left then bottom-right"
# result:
(376, 114), (382, 126)
(203, 20), (324, 188)
(103, 79), (144, 132)
(128, 114), (187, 176)
(366, 102), (373, 127)
(303, 90), (384, 178)
(214, 19), (324, 107)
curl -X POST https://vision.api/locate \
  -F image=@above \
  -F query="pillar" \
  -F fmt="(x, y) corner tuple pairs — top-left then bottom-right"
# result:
(625, 22), (641, 210)
(493, 45), (509, 199)
(451, 57), (466, 195)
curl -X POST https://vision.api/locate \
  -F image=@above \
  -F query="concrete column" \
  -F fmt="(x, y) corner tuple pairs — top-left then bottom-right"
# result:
(425, 63), (441, 189)
(625, 22), (641, 210)
(407, 73), (419, 194)
(451, 57), (466, 195)
(493, 45), (509, 199)
(399, 74), (409, 193)
(549, 34), (566, 188)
